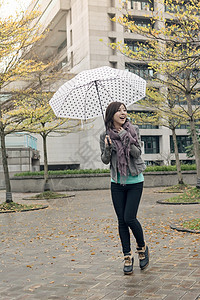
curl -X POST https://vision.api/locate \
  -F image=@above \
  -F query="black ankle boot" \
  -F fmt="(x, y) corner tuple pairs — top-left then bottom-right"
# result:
(136, 244), (149, 270)
(123, 253), (134, 275)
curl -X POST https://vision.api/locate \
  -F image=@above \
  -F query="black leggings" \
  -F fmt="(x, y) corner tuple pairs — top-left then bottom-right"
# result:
(111, 181), (145, 255)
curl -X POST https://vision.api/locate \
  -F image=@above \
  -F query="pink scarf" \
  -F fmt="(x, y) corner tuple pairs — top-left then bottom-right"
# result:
(108, 120), (139, 178)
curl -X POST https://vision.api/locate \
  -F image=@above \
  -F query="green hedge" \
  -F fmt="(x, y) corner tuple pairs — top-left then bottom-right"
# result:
(144, 164), (196, 172)
(14, 164), (197, 177)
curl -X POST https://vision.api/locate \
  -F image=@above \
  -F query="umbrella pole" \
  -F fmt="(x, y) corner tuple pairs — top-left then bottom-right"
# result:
(94, 81), (110, 145)
(94, 80), (105, 123)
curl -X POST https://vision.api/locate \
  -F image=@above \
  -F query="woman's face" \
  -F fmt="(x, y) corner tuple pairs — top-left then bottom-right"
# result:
(113, 104), (127, 128)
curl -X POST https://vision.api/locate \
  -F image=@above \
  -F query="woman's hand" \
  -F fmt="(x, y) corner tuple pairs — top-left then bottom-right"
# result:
(105, 135), (112, 146)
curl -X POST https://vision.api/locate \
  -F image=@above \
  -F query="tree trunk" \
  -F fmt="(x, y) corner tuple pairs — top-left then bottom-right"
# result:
(188, 115), (200, 187)
(171, 128), (184, 185)
(0, 106), (13, 202)
(185, 75), (200, 188)
(42, 133), (50, 191)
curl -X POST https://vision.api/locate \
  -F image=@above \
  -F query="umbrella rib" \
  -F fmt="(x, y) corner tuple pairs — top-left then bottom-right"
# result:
(83, 81), (96, 120)
(96, 79), (116, 101)
(94, 80), (105, 122)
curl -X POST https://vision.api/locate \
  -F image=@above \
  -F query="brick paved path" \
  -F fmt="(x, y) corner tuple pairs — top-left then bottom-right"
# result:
(0, 187), (199, 300)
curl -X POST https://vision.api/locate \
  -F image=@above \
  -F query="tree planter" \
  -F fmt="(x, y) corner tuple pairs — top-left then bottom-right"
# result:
(10, 170), (197, 193)
(170, 223), (200, 234)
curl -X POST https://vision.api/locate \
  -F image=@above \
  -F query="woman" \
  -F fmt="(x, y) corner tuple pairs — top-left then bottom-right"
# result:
(100, 101), (149, 275)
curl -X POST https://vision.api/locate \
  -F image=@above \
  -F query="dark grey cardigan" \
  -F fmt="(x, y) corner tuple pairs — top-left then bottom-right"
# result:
(100, 125), (146, 182)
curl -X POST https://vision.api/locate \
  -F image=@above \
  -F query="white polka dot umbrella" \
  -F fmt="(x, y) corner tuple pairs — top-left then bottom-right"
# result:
(49, 66), (146, 120)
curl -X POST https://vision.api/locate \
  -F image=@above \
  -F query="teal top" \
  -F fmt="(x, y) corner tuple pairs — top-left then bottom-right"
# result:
(111, 172), (144, 184)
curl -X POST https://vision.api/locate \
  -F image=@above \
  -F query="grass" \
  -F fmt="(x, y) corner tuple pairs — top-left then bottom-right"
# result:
(14, 168), (111, 176)
(0, 201), (46, 213)
(163, 187), (200, 203)
(159, 184), (192, 193)
(13, 164), (197, 177)
(144, 164), (196, 172)
(26, 191), (72, 200)
(182, 219), (200, 231)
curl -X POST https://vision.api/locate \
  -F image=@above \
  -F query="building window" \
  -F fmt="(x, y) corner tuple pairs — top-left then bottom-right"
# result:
(128, 110), (159, 129)
(70, 51), (73, 68)
(171, 160), (195, 165)
(110, 62), (117, 68)
(124, 39), (151, 53)
(176, 124), (190, 129)
(141, 136), (160, 154)
(165, 0), (198, 14)
(127, 16), (152, 27)
(170, 135), (192, 153)
(57, 56), (68, 70)
(58, 39), (67, 53)
(70, 30), (73, 46)
(170, 93), (200, 106)
(125, 17), (152, 33)
(125, 63), (154, 79)
(69, 8), (72, 24)
(109, 37), (116, 55)
(144, 160), (163, 166)
(128, 0), (154, 11)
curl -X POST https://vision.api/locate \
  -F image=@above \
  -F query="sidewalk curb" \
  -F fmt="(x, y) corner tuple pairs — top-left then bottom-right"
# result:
(157, 200), (200, 205)
(22, 194), (76, 200)
(0, 205), (48, 214)
(170, 223), (200, 234)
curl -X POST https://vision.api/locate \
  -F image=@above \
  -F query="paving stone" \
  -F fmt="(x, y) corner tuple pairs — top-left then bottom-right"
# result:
(180, 292), (200, 300)
(163, 294), (186, 300)
(0, 187), (199, 299)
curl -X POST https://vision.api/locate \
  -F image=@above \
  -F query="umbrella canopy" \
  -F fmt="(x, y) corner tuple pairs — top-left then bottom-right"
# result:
(49, 66), (146, 120)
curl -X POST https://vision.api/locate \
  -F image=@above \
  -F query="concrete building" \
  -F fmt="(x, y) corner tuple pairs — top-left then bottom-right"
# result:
(10, 0), (194, 171)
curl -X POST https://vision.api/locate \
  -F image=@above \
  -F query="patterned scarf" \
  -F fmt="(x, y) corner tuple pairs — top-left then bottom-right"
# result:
(108, 120), (139, 180)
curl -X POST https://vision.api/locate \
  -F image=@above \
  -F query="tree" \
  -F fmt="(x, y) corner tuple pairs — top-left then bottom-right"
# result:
(129, 88), (187, 184)
(111, 0), (200, 186)
(0, 5), (50, 202)
(13, 68), (81, 191)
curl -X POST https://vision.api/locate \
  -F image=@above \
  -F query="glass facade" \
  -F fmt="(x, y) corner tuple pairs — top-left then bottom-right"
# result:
(125, 63), (154, 80)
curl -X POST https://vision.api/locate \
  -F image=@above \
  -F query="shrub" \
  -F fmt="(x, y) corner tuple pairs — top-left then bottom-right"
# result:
(14, 164), (197, 177)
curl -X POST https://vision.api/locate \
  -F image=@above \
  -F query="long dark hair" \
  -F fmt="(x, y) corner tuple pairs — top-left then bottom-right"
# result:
(105, 101), (127, 130)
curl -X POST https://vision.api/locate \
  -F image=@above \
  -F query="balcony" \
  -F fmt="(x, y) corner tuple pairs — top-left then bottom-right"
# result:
(5, 133), (37, 150)
(36, 0), (70, 31)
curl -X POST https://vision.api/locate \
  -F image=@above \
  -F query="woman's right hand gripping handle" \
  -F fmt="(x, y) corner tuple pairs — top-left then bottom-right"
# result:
(105, 135), (112, 146)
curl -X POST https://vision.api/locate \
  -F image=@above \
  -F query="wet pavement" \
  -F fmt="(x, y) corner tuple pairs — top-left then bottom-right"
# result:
(0, 187), (199, 300)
